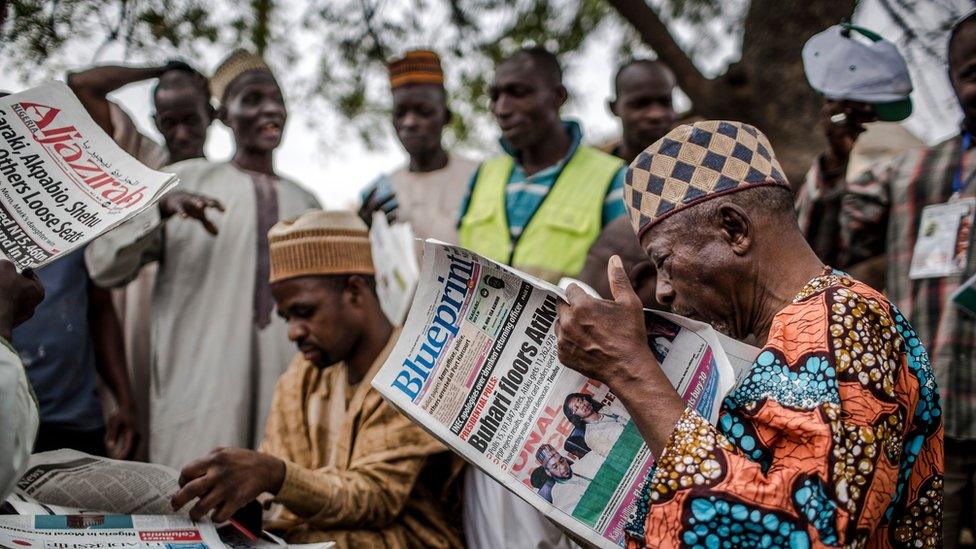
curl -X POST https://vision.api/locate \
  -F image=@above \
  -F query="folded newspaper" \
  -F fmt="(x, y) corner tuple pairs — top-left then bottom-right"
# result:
(372, 240), (759, 548)
(369, 212), (419, 325)
(5, 450), (333, 549)
(0, 82), (178, 270)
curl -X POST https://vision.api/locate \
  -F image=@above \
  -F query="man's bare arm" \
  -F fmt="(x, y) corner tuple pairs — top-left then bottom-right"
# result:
(66, 63), (179, 135)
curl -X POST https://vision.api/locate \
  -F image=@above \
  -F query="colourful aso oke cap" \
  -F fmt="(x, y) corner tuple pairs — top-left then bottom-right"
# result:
(624, 120), (789, 238)
(210, 49), (273, 105)
(388, 50), (444, 89)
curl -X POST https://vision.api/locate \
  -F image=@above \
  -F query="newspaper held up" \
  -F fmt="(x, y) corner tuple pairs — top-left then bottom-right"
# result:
(369, 212), (419, 325)
(0, 82), (178, 270)
(372, 240), (758, 549)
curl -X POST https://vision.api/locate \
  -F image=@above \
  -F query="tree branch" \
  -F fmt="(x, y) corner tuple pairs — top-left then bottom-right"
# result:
(602, 0), (711, 103)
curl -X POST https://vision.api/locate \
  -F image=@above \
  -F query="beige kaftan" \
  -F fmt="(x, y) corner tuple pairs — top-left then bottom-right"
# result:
(387, 154), (477, 246)
(85, 159), (320, 469)
(259, 329), (464, 548)
(106, 103), (167, 461)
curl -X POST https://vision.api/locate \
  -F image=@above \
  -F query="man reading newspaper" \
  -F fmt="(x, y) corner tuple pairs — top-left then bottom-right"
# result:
(556, 121), (944, 547)
(171, 211), (463, 548)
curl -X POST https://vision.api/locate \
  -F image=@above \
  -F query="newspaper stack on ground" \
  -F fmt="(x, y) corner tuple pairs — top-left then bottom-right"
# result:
(4, 450), (333, 549)
(0, 82), (178, 270)
(372, 240), (759, 548)
(369, 212), (420, 325)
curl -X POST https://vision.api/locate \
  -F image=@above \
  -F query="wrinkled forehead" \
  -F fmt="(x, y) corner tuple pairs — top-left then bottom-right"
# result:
(639, 207), (696, 257)
(223, 69), (281, 103)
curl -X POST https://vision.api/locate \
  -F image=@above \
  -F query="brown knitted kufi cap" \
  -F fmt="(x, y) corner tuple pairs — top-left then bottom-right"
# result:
(388, 49), (444, 89)
(210, 49), (274, 105)
(268, 210), (374, 283)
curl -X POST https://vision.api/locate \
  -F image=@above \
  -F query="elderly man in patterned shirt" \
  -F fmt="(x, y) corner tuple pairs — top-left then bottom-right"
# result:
(556, 120), (944, 547)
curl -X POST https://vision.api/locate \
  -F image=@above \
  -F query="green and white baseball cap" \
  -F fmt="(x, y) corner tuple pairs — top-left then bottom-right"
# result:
(803, 23), (913, 122)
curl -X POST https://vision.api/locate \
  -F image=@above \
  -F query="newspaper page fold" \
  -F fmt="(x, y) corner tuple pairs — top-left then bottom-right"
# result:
(0, 82), (178, 269)
(372, 240), (758, 548)
(13, 449), (181, 516)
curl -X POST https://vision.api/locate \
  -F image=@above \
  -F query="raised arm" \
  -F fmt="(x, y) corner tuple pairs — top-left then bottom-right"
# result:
(66, 62), (184, 135)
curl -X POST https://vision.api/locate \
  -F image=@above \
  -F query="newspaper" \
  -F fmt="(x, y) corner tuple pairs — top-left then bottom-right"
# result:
(12, 450), (181, 515)
(369, 212), (419, 325)
(0, 513), (226, 548)
(0, 82), (178, 270)
(372, 240), (759, 548)
(6, 450), (334, 549)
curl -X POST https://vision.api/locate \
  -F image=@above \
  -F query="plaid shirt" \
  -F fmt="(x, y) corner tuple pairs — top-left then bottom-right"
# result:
(796, 132), (973, 439)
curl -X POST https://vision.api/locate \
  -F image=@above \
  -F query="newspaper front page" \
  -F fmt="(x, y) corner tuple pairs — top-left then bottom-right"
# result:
(0, 82), (178, 269)
(372, 240), (758, 548)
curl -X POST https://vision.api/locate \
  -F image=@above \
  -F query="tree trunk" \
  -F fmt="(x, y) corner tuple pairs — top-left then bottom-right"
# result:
(605, 0), (856, 186)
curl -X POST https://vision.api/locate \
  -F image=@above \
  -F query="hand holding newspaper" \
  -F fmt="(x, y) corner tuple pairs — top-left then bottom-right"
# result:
(5, 450), (334, 549)
(372, 240), (758, 548)
(0, 82), (178, 269)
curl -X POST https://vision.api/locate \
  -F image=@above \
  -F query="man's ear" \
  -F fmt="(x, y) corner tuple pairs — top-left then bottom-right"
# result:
(443, 106), (454, 128)
(608, 98), (619, 117)
(345, 275), (370, 305)
(554, 84), (568, 109)
(716, 203), (752, 256)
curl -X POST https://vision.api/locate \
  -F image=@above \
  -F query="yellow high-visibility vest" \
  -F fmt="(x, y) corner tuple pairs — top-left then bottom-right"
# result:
(459, 146), (623, 282)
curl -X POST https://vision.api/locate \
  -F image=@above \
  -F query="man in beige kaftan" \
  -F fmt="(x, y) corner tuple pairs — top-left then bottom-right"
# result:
(171, 210), (463, 548)
(85, 51), (319, 468)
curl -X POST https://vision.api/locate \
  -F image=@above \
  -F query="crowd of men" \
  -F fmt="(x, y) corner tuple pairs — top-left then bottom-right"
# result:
(2, 10), (975, 549)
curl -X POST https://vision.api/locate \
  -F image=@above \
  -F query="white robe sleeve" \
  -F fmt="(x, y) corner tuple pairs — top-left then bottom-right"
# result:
(0, 338), (38, 500)
(85, 206), (164, 288)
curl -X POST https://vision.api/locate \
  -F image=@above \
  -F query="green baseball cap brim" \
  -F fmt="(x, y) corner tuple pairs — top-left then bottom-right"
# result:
(873, 98), (912, 122)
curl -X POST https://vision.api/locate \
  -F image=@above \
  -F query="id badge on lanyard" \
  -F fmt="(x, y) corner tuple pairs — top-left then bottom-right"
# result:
(909, 133), (976, 280)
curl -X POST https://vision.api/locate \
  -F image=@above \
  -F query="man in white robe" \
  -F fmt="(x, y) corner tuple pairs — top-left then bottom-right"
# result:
(86, 50), (319, 468)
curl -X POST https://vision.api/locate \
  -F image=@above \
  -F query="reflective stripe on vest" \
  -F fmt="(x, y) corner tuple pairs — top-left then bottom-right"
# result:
(458, 146), (623, 282)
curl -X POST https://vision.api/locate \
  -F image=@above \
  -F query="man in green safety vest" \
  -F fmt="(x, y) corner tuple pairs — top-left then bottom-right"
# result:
(458, 46), (628, 549)
(457, 47), (628, 285)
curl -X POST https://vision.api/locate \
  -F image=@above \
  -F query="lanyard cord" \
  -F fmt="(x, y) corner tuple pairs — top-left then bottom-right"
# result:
(954, 132), (973, 195)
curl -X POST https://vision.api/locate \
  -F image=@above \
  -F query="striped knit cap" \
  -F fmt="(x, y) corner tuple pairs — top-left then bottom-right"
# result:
(624, 120), (789, 238)
(210, 49), (273, 105)
(389, 50), (444, 89)
(269, 210), (374, 283)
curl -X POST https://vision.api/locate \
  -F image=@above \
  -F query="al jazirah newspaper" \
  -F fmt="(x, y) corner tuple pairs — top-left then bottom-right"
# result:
(0, 82), (178, 270)
(372, 240), (759, 548)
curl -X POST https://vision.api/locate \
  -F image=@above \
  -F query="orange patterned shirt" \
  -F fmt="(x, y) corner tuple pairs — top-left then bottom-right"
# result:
(626, 270), (943, 548)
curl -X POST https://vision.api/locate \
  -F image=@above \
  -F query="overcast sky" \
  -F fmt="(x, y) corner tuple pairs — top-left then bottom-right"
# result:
(0, 0), (968, 209)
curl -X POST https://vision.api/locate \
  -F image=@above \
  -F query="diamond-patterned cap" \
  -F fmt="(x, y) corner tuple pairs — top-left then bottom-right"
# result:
(624, 120), (789, 238)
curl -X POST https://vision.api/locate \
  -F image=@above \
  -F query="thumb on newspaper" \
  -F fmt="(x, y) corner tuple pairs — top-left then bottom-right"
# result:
(607, 255), (640, 308)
